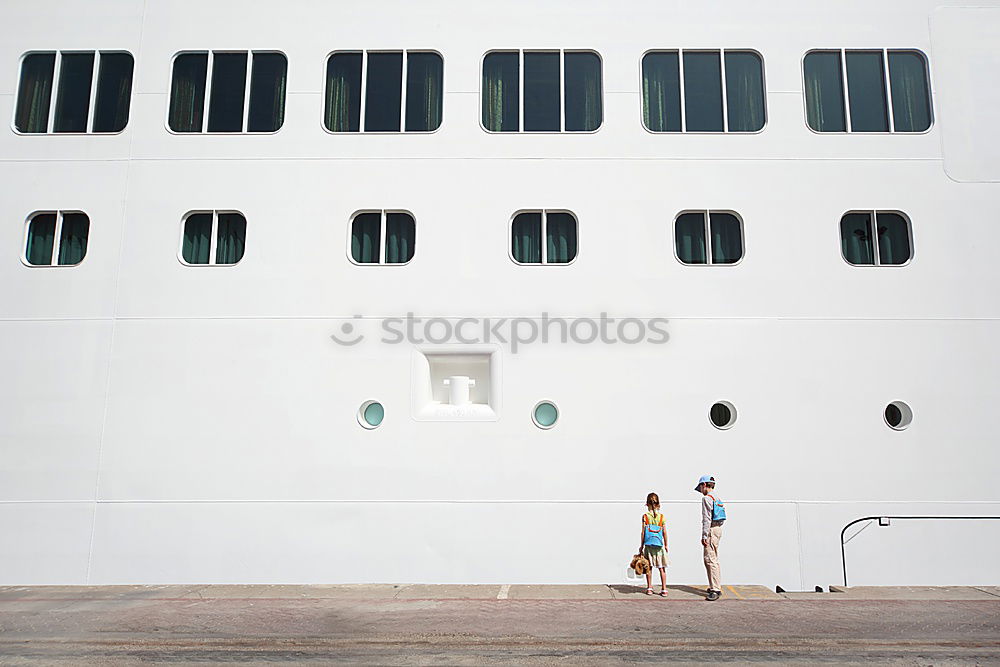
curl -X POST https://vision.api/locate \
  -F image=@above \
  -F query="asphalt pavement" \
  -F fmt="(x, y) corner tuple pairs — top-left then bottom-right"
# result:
(0, 584), (998, 664)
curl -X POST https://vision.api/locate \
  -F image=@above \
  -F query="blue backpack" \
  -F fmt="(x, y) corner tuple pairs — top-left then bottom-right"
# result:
(643, 513), (665, 547)
(708, 495), (726, 522)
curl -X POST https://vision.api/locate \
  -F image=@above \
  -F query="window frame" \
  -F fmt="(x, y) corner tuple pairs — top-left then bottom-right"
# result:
(20, 210), (90, 268)
(177, 209), (247, 267)
(322, 50), (444, 135)
(672, 209), (746, 267)
(166, 50), (288, 135)
(639, 48), (767, 134)
(508, 209), (580, 266)
(346, 209), (416, 266)
(480, 49), (604, 134)
(801, 48), (933, 135)
(838, 209), (914, 267)
(12, 50), (134, 135)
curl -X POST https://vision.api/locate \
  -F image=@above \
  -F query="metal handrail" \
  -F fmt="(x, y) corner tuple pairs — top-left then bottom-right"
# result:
(840, 515), (1000, 587)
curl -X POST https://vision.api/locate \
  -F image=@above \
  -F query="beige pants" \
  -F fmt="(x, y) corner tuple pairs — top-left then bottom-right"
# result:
(703, 524), (723, 591)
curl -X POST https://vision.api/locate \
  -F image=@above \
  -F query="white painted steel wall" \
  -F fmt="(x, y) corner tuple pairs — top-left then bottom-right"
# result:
(0, 0), (998, 588)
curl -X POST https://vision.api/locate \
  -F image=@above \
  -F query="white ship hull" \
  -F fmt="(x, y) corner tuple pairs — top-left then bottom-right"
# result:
(1, 0), (998, 589)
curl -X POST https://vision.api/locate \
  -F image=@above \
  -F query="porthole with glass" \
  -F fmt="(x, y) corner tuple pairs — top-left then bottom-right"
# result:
(532, 401), (559, 429)
(884, 401), (912, 430)
(709, 401), (737, 429)
(358, 400), (384, 429)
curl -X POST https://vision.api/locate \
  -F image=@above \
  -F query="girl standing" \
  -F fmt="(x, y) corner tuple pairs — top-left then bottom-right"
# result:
(640, 492), (668, 596)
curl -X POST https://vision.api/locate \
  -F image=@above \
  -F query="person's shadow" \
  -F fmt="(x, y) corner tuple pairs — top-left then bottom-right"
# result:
(609, 584), (708, 598)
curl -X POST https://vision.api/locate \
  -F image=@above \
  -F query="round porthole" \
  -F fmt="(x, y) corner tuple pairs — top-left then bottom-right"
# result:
(532, 401), (559, 429)
(358, 400), (384, 429)
(884, 401), (912, 430)
(709, 401), (736, 430)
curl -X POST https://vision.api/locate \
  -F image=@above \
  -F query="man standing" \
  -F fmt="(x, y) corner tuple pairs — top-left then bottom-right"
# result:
(695, 474), (725, 601)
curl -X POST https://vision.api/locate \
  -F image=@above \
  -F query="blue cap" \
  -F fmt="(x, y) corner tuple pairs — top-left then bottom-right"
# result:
(695, 474), (715, 491)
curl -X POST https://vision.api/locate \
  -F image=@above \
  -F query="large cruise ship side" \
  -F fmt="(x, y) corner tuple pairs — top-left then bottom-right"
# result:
(1, 0), (998, 588)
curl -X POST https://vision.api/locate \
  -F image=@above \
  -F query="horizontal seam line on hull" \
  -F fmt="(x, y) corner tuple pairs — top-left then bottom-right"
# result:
(1, 500), (998, 506)
(0, 157), (946, 163)
(2, 316), (999, 323)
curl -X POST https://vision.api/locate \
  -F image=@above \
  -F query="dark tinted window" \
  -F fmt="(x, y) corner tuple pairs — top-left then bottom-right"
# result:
(804, 51), (846, 132)
(247, 53), (287, 132)
(524, 52), (560, 132)
(15, 54), (55, 133)
(92, 53), (133, 132)
(325, 53), (362, 132)
(875, 212), (911, 265)
(683, 52), (723, 132)
(169, 53), (208, 132)
(182, 213), (213, 264)
(641, 52), (681, 132)
(207, 53), (247, 132)
(53, 52), (94, 132)
(725, 52), (765, 132)
(351, 213), (382, 264)
(406, 53), (443, 132)
(564, 52), (602, 132)
(512, 212), (542, 263)
(845, 51), (888, 132)
(482, 52), (519, 132)
(25, 214), (56, 265)
(888, 51), (931, 132)
(365, 52), (403, 132)
(675, 212), (707, 264)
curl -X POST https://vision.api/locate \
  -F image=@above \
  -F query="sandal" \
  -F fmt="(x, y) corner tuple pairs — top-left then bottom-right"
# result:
(659, 590), (668, 597)
(645, 588), (654, 595)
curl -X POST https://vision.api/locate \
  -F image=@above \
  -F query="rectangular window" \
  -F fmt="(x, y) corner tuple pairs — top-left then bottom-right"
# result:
(845, 51), (888, 132)
(169, 52), (287, 133)
(325, 51), (443, 133)
(181, 211), (246, 265)
(642, 50), (765, 133)
(804, 50), (931, 133)
(350, 211), (415, 264)
(511, 211), (578, 264)
(840, 211), (912, 266)
(24, 211), (90, 266)
(483, 51), (602, 132)
(15, 51), (133, 134)
(674, 211), (743, 265)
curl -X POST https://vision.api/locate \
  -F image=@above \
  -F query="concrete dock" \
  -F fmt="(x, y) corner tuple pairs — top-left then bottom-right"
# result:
(0, 584), (998, 664)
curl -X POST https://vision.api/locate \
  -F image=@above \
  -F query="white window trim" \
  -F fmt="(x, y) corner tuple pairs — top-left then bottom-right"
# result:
(673, 209), (745, 266)
(346, 209), (416, 266)
(639, 49), (766, 134)
(802, 48), (933, 135)
(322, 50), (444, 134)
(12, 50), (132, 135)
(839, 209), (913, 268)
(21, 210), (89, 268)
(509, 209), (579, 266)
(480, 49), (604, 134)
(177, 210), (246, 267)
(166, 50), (286, 135)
